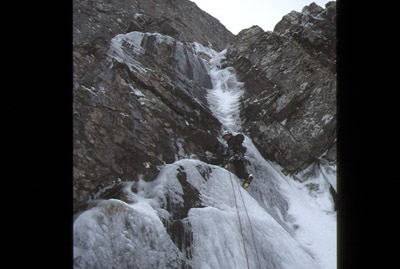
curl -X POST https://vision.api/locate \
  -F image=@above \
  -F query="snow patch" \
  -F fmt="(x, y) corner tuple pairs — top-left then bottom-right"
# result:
(321, 114), (333, 125)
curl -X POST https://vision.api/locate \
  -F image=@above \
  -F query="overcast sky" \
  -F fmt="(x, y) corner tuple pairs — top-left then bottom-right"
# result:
(190, 0), (335, 34)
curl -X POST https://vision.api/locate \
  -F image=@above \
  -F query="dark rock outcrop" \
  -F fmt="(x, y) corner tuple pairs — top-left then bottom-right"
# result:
(73, 0), (233, 51)
(73, 0), (233, 213)
(226, 2), (336, 173)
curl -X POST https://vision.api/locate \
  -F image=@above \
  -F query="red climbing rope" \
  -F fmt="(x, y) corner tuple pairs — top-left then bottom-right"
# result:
(227, 169), (250, 269)
(236, 177), (262, 269)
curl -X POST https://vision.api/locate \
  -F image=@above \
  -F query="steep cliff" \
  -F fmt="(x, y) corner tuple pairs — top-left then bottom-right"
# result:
(73, 1), (337, 268)
(226, 1), (336, 173)
(73, 0), (336, 211)
(73, 0), (233, 50)
(73, 0), (234, 212)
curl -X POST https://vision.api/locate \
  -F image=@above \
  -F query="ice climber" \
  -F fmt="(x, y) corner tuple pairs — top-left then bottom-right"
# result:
(209, 131), (254, 188)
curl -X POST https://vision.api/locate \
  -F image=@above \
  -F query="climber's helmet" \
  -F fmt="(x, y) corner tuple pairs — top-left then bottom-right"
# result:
(222, 130), (232, 141)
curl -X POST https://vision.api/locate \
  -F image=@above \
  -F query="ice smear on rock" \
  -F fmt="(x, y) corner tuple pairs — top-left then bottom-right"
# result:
(73, 199), (184, 268)
(74, 158), (335, 268)
(74, 35), (336, 268)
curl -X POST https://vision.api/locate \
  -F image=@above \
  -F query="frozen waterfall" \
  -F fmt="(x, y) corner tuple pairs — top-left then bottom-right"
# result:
(203, 47), (245, 133)
(74, 36), (336, 269)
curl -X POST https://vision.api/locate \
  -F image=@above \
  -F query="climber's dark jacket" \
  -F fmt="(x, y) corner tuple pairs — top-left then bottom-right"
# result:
(226, 134), (246, 154)
(210, 134), (250, 180)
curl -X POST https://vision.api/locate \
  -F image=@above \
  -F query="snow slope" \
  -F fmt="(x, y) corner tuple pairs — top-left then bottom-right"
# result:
(74, 37), (336, 269)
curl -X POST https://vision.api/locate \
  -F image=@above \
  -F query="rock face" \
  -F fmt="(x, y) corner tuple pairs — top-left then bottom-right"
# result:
(226, 1), (336, 172)
(73, 0), (233, 51)
(73, 1), (337, 268)
(73, 0), (233, 212)
(73, 0), (336, 212)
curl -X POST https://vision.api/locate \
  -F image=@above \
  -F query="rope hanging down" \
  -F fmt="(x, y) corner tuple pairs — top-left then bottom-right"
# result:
(226, 164), (262, 269)
(228, 169), (250, 269)
(236, 176), (262, 269)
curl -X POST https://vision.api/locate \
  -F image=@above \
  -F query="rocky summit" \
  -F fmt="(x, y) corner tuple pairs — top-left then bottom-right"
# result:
(73, 1), (337, 268)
